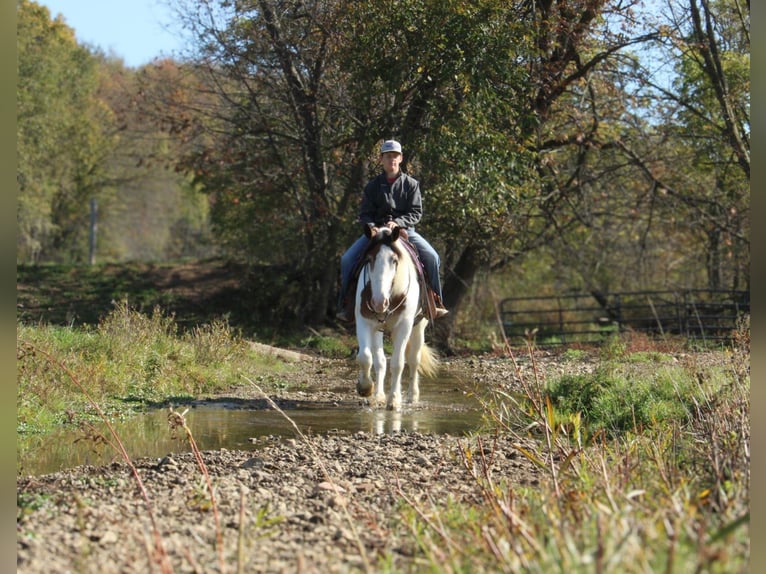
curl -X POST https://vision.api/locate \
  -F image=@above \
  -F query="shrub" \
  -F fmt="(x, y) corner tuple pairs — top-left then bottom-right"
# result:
(546, 361), (713, 436)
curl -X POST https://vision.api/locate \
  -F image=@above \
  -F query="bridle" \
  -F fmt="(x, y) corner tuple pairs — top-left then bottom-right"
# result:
(361, 249), (413, 326)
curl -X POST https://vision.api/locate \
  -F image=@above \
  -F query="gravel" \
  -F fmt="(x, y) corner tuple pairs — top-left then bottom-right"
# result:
(17, 350), (725, 572)
(18, 430), (543, 573)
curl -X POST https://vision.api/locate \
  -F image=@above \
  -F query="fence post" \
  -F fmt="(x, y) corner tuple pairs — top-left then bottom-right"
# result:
(89, 197), (97, 266)
(615, 293), (622, 333)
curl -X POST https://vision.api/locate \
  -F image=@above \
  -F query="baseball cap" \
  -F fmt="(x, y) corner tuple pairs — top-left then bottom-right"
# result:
(380, 140), (402, 154)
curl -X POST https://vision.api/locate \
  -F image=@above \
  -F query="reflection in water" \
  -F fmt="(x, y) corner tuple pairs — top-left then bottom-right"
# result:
(19, 373), (486, 476)
(371, 410), (404, 435)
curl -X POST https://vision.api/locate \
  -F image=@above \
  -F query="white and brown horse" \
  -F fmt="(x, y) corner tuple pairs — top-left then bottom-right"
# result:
(354, 226), (438, 410)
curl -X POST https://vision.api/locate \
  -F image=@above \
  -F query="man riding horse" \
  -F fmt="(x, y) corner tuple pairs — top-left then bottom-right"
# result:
(337, 139), (449, 322)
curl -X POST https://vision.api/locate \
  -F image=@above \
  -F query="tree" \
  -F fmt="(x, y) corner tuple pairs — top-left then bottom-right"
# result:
(493, 0), (749, 303)
(336, 0), (542, 334)
(17, 0), (116, 263)
(342, 0), (664, 347)
(96, 57), (214, 261)
(172, 0), (630, 335)
(18, 0), (213, 264)
(171, 0), (390, 325)
(169, 0), (748, 341)
(612, 0), (750, 291)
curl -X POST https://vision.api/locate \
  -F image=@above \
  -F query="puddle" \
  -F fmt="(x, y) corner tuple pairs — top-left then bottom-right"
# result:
(19, 373), (487, 477)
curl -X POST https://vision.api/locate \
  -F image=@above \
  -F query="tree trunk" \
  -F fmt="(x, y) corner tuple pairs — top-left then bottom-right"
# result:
(432, 243), (487, 352)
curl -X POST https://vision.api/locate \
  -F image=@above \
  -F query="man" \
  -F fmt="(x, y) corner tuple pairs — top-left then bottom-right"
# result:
(337, 139), (448, 322)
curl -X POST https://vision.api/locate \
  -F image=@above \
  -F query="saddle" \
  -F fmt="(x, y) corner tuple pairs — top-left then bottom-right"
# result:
(344, 228), (438, 323)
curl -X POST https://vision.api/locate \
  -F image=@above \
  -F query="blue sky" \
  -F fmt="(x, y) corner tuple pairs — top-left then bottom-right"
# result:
(39, 0), (185, 67)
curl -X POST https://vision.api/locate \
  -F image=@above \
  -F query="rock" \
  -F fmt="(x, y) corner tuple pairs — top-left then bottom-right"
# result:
(16, 353), (601, 573)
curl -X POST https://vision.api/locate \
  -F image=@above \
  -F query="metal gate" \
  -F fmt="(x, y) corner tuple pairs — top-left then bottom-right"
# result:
(499, 289), (749, 346)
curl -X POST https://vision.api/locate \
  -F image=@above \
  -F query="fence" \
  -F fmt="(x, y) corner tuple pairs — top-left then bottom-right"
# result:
(499, 289), (749, 346)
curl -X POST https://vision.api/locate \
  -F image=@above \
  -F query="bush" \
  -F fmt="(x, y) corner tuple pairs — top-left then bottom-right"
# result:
(546, 358), (717, 436)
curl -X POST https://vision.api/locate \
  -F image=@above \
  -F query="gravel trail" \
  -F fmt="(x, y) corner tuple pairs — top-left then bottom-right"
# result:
(20, 350), (721, 572)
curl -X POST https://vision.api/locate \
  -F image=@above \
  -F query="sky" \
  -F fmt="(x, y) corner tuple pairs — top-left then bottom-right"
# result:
(39, 0), (185, 68)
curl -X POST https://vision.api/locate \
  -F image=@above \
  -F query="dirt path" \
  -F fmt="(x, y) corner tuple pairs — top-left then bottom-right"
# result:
(18, 430), (547, 573)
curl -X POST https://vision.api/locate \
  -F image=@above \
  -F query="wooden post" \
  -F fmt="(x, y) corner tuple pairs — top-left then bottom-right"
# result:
(89, 197), (97, 265)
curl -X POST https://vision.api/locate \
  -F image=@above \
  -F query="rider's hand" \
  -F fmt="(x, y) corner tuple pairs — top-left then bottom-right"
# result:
(385, 221), (398, 230)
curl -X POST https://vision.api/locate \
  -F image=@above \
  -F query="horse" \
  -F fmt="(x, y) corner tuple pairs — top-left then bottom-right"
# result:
(353, 225), (439, 410)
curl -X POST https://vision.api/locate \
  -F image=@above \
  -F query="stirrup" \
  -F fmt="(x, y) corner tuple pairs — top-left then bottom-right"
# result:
(432, 292), (449, 319)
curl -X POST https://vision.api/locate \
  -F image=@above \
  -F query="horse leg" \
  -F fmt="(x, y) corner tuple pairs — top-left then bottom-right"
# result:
(371, 330), (387, 406)
(355, 324), (375, 398)
(356, 347), (374, 398)
(405, 318), (427, 404)
(387, 323), (411, 411)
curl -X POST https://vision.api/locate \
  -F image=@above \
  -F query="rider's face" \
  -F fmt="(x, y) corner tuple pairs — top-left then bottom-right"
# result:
(381, 152), (402, 175)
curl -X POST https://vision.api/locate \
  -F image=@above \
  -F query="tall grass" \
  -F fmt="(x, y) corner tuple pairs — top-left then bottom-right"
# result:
(17, 300), (292, 438)
(17, 300), (749, 572)
(17, 302), (370, 573)
(389, 326), (750, 572)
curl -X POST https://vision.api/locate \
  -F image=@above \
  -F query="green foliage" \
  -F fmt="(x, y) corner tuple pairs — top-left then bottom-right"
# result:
(599, 334), (627, 361)
(545, 360), (720, 436)
(561, 348), (588, 362)
(17, 492), (52, 521)
(298, 332), (354, 359)
(17, 0), (116, 263)
(17, 0), (749, 332)
(389, 344), (750, 573)
(17, 3), (213, 264)
(17, 301), (294, 438)
(625, 351), (674, 363)
(342, 0), (540, 255)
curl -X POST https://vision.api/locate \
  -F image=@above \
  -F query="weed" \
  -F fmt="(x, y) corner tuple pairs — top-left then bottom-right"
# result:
(544, 359), (724, 437)
(599, 334), (627, 360)
(17, 492), (51, 520)
(18, 342), (175, 573)
(625, 350), (673, 363)
(384, 299), (750, 573)
(561, 348), (588, 362)
(17, 303), (298, 444)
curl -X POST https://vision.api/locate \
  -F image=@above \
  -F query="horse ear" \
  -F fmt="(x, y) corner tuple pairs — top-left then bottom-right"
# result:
(363, 224), (373, 239)
(391, 226), (401, 242)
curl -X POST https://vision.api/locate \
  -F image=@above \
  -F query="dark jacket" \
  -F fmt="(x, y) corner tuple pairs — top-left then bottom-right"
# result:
(358, 172), (423, 230)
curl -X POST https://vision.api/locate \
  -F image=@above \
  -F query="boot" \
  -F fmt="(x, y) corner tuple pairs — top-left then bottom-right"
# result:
(335, 296), (353, 323)
(433, 294), (449, 319)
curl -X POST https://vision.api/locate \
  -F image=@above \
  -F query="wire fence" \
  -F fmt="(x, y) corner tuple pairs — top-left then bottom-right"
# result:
(499, 289), (750, 346)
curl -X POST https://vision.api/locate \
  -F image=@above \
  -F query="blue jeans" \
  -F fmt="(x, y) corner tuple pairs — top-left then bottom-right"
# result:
(338, 229), (443, 308)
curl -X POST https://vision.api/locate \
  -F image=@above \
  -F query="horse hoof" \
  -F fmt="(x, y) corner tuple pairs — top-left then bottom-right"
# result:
(356, 381), (373, 397)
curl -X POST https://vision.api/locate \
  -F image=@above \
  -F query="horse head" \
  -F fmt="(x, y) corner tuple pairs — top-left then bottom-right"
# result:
(363, 226), (407, 315)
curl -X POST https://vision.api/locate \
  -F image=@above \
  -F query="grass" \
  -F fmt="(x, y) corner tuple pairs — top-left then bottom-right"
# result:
(389, 325), (750, 573)
(17, 300), (295, 441)
(16, 292), (750, 572)
(544, 361), (714, 436)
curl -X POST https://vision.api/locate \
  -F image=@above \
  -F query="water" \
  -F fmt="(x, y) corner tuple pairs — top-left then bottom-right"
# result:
(18, 374), (487, 476)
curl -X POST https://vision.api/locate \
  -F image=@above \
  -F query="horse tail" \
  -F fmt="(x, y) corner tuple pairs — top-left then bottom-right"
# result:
(418, 343), (440, 378)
